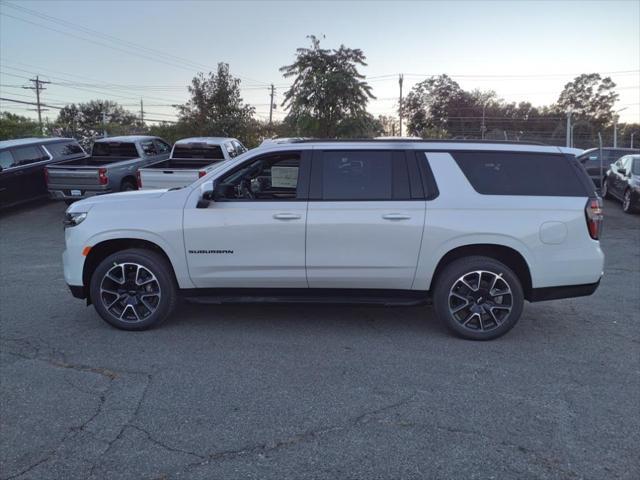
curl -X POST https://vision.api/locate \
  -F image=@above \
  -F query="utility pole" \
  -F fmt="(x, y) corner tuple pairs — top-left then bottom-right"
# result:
(398, 74), (403, 137)
(23, 75), (51, 135)
(481, 102), (488, 140)
(565, 111), (571, 147)
(631, 131), (637, 148)
(269, 84), (275, 126)
(140, 99), (144, 124)
(102, 111), (107, 138)
(613, 107), (627, 148)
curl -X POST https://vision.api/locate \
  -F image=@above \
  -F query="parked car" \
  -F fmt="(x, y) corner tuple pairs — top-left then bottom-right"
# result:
(46, 135), (171, 203)
(137, 137), (246, 190)
(62, 140), (604, 340)
(576, 147), (640, 188)
(602, 154), (640, 213)
(0, 137), (87, 209)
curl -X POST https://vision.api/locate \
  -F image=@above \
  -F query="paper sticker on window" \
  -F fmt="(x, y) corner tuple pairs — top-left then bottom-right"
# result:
(271, 166), (298, 188)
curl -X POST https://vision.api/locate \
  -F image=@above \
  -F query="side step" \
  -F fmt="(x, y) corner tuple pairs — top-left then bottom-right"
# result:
(181, 288), (430, 307)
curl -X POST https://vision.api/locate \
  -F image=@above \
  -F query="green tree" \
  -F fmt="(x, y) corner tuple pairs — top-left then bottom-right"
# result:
(178, 63), (257, 144)
(557, 73), (619, 127)
(55, 100), (143, 146)
(280, 35), (375, 137)
(0, 112), (40, 140)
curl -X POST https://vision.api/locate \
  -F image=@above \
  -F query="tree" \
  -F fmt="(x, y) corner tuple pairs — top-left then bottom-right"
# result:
(557, 73), (619, 127)
(54, 100), (142, 146)
(178, 63), (257, 143)
(280, 35), (375, 137)
(0, 112), (40, 140)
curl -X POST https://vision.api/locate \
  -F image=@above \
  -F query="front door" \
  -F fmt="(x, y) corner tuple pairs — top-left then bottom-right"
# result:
(183, 150), (310, 288)
(306, 149), (426, 290)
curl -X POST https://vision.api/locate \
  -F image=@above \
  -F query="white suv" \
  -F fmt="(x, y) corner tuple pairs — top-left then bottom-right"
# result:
(62, 140), (604, 340)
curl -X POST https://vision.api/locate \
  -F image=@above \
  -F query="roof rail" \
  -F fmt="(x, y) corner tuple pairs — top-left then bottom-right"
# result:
(281, 138), (548, 146)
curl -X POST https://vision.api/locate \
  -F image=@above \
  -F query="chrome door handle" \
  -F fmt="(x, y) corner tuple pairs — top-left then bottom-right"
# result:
(382, 213), (411, 220)
(273, 213), (302, 220)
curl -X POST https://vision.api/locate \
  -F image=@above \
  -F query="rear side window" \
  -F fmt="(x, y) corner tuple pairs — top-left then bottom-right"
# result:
(452, 151), (588, 197)
(11, 146), (48, 166)
(45, 141), (85, 159)
(320, 150), (409, 200)
(172, 144), (224, 159)
(0, 150), (14, 169)
(93, 142), (139, 157)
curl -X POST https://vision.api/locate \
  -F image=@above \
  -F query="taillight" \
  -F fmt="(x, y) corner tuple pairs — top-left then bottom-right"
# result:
(585, 197), (603, 240)
(44, 167), (49, 185)
(198, 170), (206, 178)
(136, 170), (142, 188)
(98, 168), (108, 185)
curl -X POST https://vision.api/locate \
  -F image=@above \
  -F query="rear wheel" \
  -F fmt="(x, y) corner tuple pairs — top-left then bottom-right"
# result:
(89, 248), (177, 330)
(121, 179), (137, 191)
(433, 256), (524, 340)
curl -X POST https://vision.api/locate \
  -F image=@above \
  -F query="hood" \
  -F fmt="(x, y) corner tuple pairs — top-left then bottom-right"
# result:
(66, 189), (168, 213)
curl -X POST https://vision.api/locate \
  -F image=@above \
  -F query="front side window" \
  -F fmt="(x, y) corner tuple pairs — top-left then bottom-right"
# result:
(632, 158), (640, 175)
(224, 142), (237, 158)
(154, 140), (171, 154)
(0, 150), (14, 169)
(321, 151), (396, 200)
(140, 141), (158, 156)
(233, 140), (247, 155)
(11, 146), (47, 166)
(218, 153), (300, 200)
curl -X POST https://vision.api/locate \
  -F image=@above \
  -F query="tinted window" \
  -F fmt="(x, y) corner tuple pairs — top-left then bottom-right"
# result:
(452, 151), (588, 197)
(45, 141), (85, 159)
(233, 140), (247, 154)
(11, 146), (48, 166)
(0, 150), (14, 169)
(172, 144), (224, 160)
(93, 142), (138, 157)
(321, 151), (395, 200)
(632, 158), (640, 175)
(220, 153), (300, 200)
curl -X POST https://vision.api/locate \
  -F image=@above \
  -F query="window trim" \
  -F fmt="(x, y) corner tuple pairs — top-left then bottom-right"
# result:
(214, 149), (311, 202)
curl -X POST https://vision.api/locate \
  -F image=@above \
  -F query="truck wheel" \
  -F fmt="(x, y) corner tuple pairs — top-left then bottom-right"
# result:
(89, 248), (177, 330)
(433, 256), (524, 340)
(121, 180), (137, 191)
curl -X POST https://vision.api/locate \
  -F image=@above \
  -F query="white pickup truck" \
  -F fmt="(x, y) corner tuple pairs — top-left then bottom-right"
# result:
(137, 137), (247, 189)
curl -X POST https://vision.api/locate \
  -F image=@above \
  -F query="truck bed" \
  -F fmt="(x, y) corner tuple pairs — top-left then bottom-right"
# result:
(138, 158), (224, 189)
(50, 155), (137, 168)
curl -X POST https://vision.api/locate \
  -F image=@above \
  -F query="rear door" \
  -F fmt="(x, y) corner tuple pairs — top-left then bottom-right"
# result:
(9, 145), (50, 200)
(306, 149), (426, 289)
(0, 150), (19, 207)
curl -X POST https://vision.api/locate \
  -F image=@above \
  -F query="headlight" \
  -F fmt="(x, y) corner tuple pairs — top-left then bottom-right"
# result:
(63, 212), (88, 228)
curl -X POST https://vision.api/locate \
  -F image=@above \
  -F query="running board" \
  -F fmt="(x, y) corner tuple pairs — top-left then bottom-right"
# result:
(181, 288), (430, 307)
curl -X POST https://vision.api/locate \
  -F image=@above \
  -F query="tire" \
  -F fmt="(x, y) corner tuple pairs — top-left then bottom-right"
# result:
(601, 177), (611, 199)
(622, 189), (637, 214)
(121, 180), (137, 192)
(433, 256), (524, 340)
(89, 248), (177, 330)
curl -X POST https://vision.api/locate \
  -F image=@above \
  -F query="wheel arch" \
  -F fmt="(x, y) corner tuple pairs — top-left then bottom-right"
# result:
(82, 238), (178, 303)
(430, 244), (533, 300)
(120, 175), (137, 190)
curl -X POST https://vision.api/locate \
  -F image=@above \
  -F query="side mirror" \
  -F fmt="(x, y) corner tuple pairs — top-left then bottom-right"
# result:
(619, 168), (628, 176)
(196, 180), (215, 209)
(213, 182), (235, 200)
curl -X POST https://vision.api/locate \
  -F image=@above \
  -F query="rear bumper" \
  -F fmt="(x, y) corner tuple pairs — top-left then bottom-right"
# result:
(49, 188), (113, 200)
(528, 280), (600, 302)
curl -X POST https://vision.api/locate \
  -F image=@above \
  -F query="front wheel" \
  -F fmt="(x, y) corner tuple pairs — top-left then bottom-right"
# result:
(622, 189), (637, 214)
(601, 177), (611, 199)
(89, 248), (177, 330)
(433, 256), (524, 340)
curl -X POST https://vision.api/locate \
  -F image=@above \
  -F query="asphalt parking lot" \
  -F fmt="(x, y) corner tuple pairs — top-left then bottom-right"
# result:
(0, 199), (638, 480)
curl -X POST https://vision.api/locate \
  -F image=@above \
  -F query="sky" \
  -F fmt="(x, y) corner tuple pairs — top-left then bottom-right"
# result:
(1, 0), (638, 126)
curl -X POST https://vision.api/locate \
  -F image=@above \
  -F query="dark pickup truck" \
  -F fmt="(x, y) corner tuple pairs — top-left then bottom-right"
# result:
(46, 135), (171, 202)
